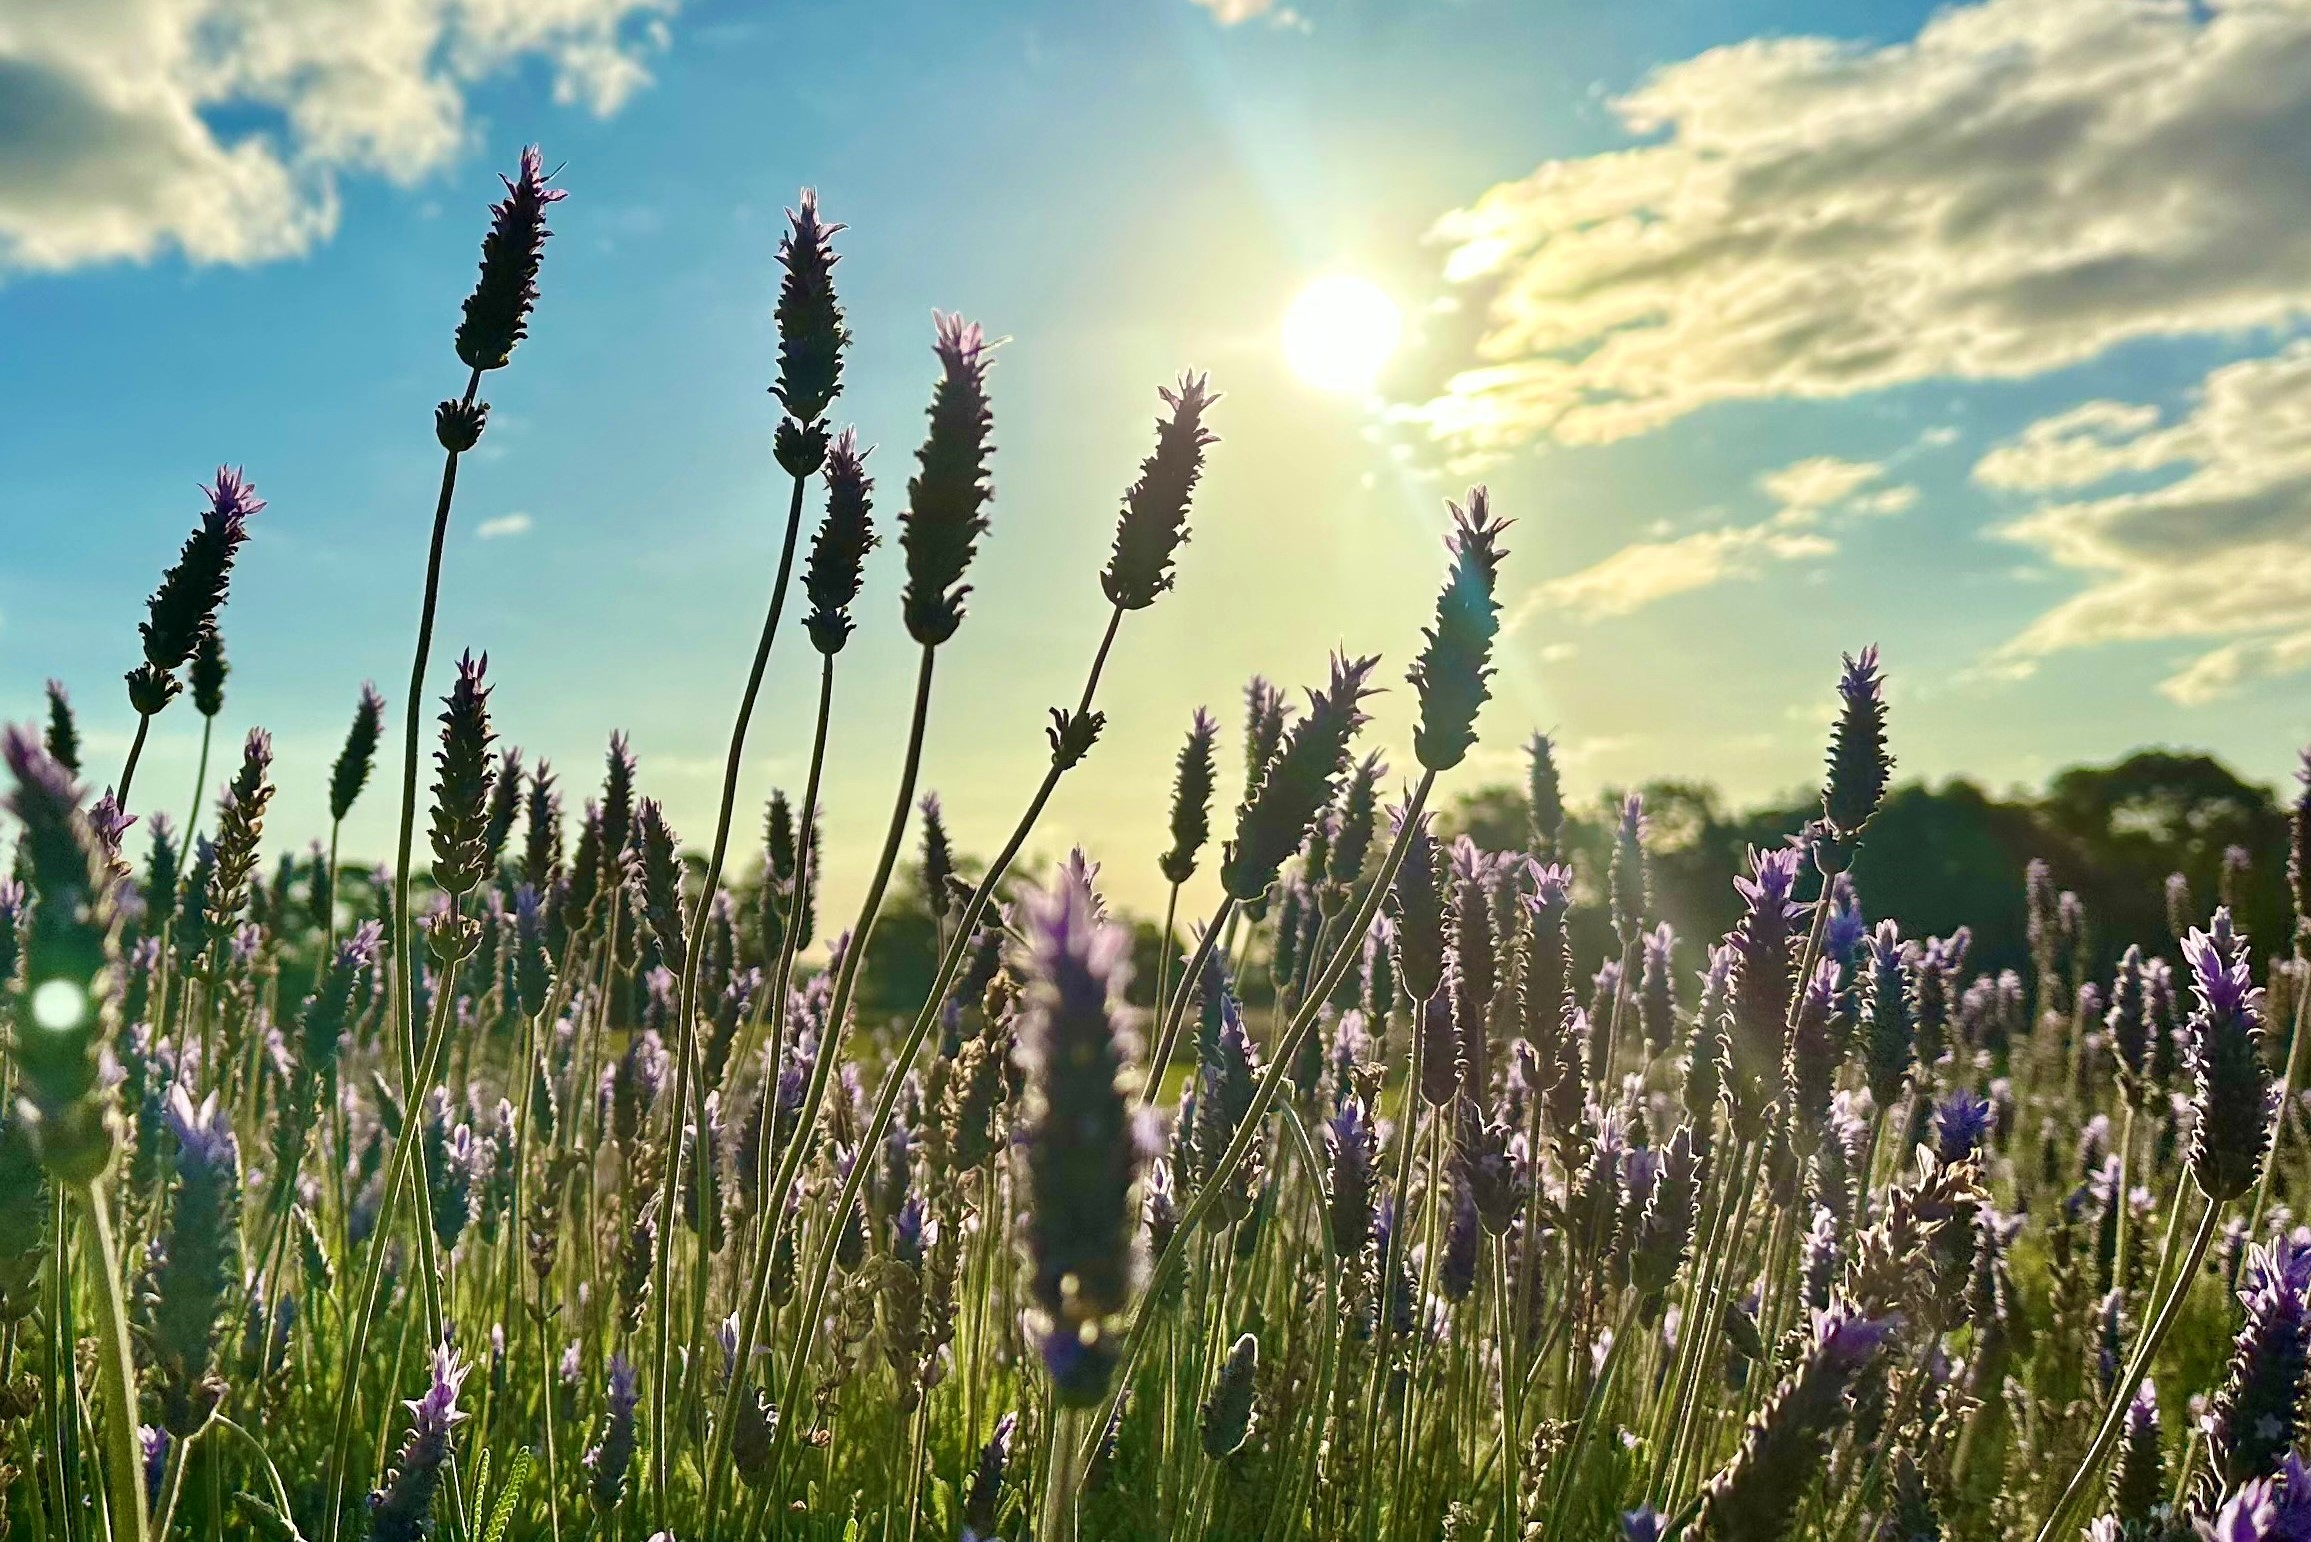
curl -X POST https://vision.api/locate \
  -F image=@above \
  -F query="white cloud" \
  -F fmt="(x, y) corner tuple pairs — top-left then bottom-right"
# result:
(0, 0), (674, 273)
(475, 511), (533, 539)
(1981, 339), (2311, 701)
(1417, 0), (2311, 454)
(1535, 454), (1911, 622)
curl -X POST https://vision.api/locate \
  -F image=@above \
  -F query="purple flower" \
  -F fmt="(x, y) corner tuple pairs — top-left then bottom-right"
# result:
(584, 1352), (640, 1514)
(2186, 911), (2275, 1202)
(1016, 873), (1142, 1405)
(1724, 845), (1805, 1141)
(2208, 1233), (2311, 1496)
(369, 1344), (470, 1542)
(1933, 1089), (1995, 1167)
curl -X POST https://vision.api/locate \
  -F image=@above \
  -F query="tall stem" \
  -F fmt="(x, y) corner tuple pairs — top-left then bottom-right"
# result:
(725, 645), (939, 1496)
(183, 715), (214, 843)
(647, 469), (809, 1499)
(763, 607), (1129, 1485)
(2035, 1198), (2224, 1542)
(71, 1181), (147, 1542)
(116, 713), (152, 807)
(1082, 769), (1440, 1467)
(698, 655), (838, 1531)
(318, 931), (469, 1542)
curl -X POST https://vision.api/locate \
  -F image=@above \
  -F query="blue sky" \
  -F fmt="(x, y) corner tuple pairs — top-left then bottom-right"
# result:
(4, 0), (2307, 920)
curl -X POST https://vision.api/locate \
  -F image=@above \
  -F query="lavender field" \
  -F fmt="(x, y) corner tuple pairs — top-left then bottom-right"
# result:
(6, 145), (2311, 1542)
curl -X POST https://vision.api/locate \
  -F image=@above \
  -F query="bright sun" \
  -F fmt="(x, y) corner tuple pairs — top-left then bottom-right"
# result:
(1281, 274), (1402, 393)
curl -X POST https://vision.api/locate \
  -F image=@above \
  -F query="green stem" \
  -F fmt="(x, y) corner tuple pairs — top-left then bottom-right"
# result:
(1080, 769), (1439, 1470)
(115, 713), (152, 809)
(182, 716), (213, 845)
(647, 470), (810, 1503)
(70, 1181), (148, 1542)
(765, 607), (1128, 1487)
(2035, 1198), (2223, 1542)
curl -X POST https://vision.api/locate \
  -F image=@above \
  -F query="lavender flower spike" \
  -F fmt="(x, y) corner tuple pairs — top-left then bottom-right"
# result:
(1408, 487), (1509, 773)
(771, 187), (848, 473)
(1016, 872), (1143, 1405)
(1102, 372), (1219, 612)
(1817, 644), (1891, 871)
(2206, 1233), (2311, 1498)
(1222, 653), (1379, 903)
(901, 311), (996, 648)
(455, 145), (564, 374)
(1694, 1307), (1893, 1541)
(369, 1344), (471, 1542)
(804, 427), (876, 655)
(2186, 911), (2274, 1203)
(1159, 708), (1219, 886)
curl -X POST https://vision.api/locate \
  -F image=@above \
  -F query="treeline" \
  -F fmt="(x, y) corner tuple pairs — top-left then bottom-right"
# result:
(1444, 748), (2295, 987)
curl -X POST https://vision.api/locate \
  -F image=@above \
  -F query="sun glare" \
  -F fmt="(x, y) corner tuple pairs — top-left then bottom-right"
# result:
(1282, 274), (1402, 393)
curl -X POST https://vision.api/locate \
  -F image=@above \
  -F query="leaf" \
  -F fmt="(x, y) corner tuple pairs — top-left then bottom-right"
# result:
(483, 1448), (533, 1542)
(232, 1493), (311, 1542)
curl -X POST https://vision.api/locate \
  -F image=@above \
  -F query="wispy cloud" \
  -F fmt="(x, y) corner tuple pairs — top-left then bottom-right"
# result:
(1415, 0), (2311, 455)
(1981, 339), (2311, 702)
(0, 0), (674, 273)
(1534, 455), (1913, 623)
(476, 512), (535, 540)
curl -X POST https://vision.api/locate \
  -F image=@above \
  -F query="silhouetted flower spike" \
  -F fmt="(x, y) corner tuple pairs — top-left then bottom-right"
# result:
(189, 627), (227, 719)
(1015, 873), (1142, 1405)
(369, 1344), (471, 1542)
(1160, 708), (1219, 886)
(901, 312), (996, 648)
(630, 799), (687, 979)
(1408, 488), (1508, 773)
(2205, 1234), (2311, 1497)
(521, 760), (562, 890)
(1724, 844), (1805, 1141)
(918, 794), (956, 931)
(1200, 1333), (1259, 1458)
(1817, 646), (1891, 872)
(329, 682), (386, 825)
(801, 427), (877, 654)
(41, 680), (79, 778)
(1862, 920), (1912, 1110)
(2186, 912), (2274, 1202)
(1694, 1307), (1894, 1542)
(2109, 1379), (2166, 1527)
(429, 652), (497, 902)
(1103, 372), (1218, 611)
(1221, 653), (1379, 903)
(771, 188), (848, 473)
(135, 468), (261, 708)
(1610, 791), (1648, 943)
(455, 145), (564, 374)
(1386, 807), (1447, 1002)
(5, 727), (121, 1183)
(1243, 676), (1290, 803)
(1528, 732), (1564, 857)
(1330, 750), (1384, 901)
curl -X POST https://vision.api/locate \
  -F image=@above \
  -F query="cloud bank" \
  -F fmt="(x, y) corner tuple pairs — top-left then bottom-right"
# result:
(1982, 342), (2311, 703)
(0, 0), (673, 272)
(1419, 0), (2311, 453)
